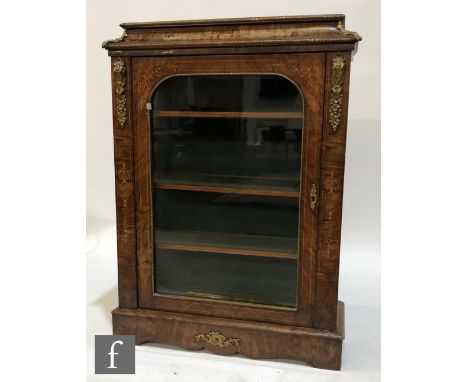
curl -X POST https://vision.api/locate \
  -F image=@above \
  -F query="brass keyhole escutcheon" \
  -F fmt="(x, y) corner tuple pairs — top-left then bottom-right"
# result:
(310, 184), (318, 210)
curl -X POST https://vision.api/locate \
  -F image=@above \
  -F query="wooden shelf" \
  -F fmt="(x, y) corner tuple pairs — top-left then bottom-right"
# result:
(154, 182), (299, 197)
(155, 230), (298, 260)
(154, 110), (302, 119)
(153, 172), (300, 197)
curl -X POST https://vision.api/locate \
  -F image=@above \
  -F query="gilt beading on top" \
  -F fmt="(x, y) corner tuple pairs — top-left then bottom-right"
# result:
(103, 14), (361, 52)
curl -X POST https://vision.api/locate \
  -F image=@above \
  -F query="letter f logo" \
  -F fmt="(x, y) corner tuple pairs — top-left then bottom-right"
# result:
(108, 340), (124, 369)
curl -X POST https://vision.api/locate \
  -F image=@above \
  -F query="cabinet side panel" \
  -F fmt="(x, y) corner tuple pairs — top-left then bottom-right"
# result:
(314, 52), (351, 330)
(111, 56), (138, 308)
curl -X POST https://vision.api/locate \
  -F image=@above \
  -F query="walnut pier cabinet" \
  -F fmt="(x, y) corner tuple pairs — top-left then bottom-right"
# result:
(103, 14), (361, 370)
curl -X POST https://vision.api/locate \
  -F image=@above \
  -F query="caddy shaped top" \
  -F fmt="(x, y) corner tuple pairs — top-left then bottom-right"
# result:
(102, 14), (361, 53)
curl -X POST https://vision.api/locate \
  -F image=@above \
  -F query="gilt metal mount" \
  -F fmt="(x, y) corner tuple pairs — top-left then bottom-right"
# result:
(195, 331), (240, 348)
(310, 183), (318, 210)
(337, 21), (362, 41)
(328, 55), (346, 132)
(113, 58), (127, 129)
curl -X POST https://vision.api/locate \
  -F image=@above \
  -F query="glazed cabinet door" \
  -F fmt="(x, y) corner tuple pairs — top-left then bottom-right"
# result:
(134, 54), (325, 327)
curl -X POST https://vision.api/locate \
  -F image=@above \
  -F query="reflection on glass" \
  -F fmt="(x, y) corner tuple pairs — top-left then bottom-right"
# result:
(151, 75), (303, 308)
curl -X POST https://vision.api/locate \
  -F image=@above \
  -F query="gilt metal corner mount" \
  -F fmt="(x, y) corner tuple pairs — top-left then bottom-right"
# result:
(102, 30), (128, 49)
(337, 21), (362, 42)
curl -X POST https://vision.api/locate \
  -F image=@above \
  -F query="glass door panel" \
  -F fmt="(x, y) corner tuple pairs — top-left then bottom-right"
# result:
(151, 74), (303, 308)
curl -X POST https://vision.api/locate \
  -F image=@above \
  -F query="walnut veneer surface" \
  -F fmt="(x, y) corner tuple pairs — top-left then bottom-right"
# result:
(103, 14), (361, 370)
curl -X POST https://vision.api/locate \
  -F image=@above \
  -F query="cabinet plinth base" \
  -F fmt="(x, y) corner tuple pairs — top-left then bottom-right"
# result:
(112, 301), (344, 370)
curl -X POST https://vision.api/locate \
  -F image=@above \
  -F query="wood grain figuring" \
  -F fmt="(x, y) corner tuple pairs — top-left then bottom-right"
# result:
(154, 110), (303, 119)
(103, 14), (361, 54)
(111, 56), (137, 308)
(113, 301), (344, 370)
(107, 43), (360, 58)
(313, 52), (352, 330)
